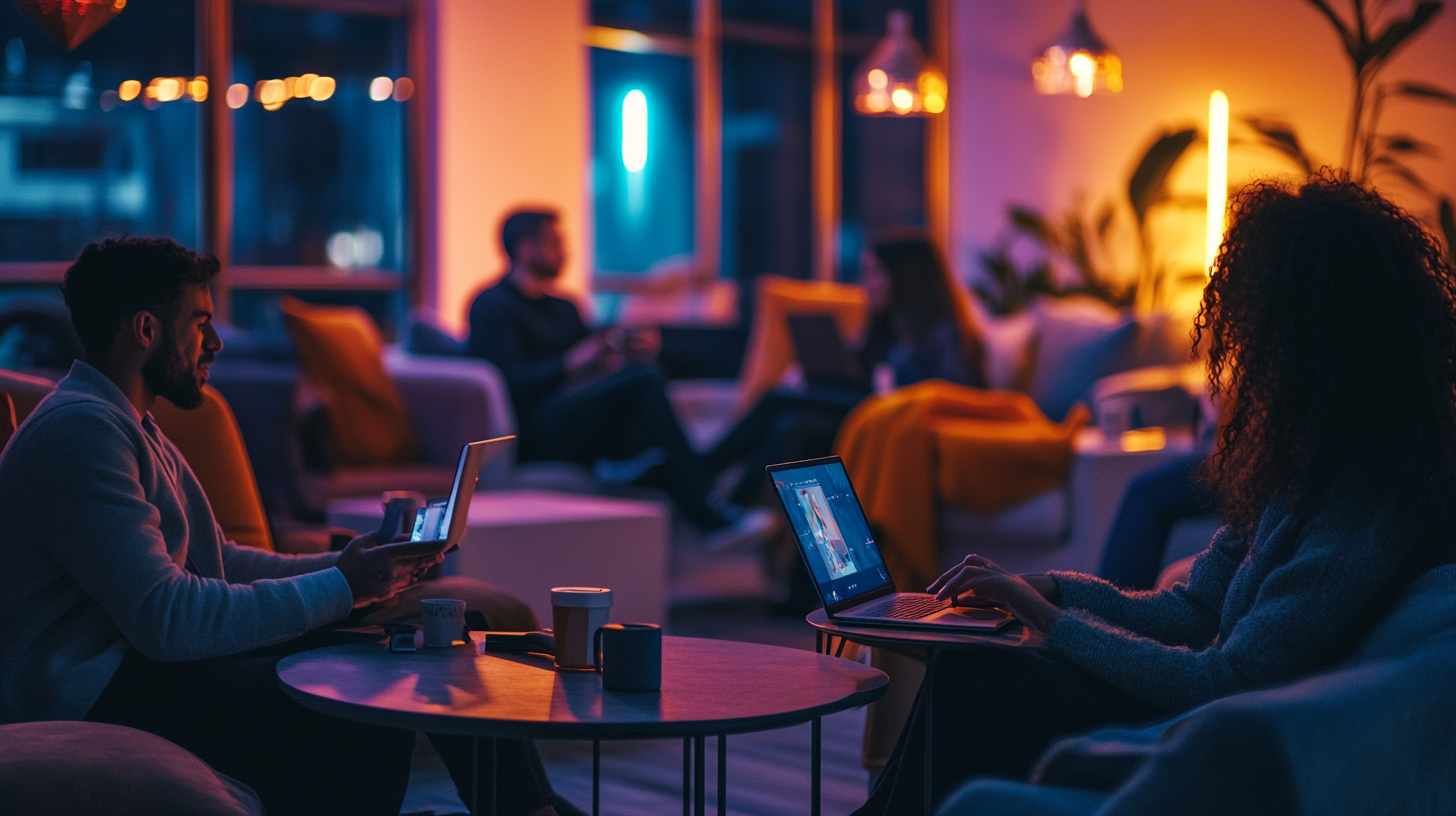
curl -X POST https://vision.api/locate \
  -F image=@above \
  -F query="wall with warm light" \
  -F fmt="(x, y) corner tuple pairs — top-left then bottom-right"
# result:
(427, 0), (590, 334)
(950, 0), (1456, 296)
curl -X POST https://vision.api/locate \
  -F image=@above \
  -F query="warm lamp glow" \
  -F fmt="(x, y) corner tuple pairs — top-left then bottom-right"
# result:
(1032, 2), (1122, 97)
(852, 11), (946, 117)
(621, 89), (648, 173)
(188, 76), (207, 102)
(118, 79), (140, 101)
(1120, 427), (1167, 453)
(225, 82), (248, 108)
(1206, 90), (1229, 274)
(310, 76), (336, 101)
(369, 76), (393, 101)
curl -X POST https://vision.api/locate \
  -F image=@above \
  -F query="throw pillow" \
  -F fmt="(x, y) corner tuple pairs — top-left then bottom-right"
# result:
(1027, 297), (1137, 422)
(280, 296), (420, 467)
(404, 312), (467, 357)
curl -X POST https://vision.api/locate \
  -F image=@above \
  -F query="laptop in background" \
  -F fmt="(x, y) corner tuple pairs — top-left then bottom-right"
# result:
(405, 436), (513, 553)
(786, 313), (867, 390)
(767, 456), (1013, 632)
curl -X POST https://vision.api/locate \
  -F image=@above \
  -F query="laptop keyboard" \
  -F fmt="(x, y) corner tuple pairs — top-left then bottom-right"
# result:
(857, 595), (949, 620)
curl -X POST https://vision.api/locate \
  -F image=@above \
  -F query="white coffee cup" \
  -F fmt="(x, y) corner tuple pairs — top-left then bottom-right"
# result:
(420, 598), (466, 647)
(551, 587), (613, 669)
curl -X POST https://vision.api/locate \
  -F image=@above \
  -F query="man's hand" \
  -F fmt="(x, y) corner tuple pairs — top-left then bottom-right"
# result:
(928, 554), (1062, 633)
(334, 532), (446, 608)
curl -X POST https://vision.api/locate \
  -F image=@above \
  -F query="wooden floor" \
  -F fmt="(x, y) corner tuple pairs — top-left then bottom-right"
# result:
(400, 601), (876, 816)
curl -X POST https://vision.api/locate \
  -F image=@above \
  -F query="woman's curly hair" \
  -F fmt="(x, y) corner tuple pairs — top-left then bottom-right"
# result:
(1195, 171), (1456, 540)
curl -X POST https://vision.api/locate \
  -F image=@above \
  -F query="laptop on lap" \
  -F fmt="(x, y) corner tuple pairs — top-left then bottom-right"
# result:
(786, 313), (867, 390)
(767, 456), (1013, 632)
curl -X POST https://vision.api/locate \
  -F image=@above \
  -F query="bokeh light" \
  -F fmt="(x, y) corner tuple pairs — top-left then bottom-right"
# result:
(369, 76), (393, 101)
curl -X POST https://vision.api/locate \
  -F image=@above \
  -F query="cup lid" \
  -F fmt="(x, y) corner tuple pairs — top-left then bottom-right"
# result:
(551, 587), (613, 607)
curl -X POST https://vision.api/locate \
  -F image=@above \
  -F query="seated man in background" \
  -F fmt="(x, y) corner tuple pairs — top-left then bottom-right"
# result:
(468, 208), (774, 549)
(0, 238), (567, 816)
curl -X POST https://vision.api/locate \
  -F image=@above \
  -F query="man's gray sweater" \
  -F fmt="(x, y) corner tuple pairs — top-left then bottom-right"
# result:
(0, 362), (354, 722)
(1047, 479), (1416, 712)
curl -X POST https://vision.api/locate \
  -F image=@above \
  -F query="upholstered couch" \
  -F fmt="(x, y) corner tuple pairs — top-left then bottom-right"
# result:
(937, 564), (1456, 816)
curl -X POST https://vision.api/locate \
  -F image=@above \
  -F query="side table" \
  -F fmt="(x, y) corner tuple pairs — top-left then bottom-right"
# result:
(806, 610), (1043, 816)
(278, 634), (885, 816)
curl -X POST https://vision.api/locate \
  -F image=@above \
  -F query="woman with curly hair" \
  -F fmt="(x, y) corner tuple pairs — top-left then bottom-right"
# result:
(854, 172), (1456, 814)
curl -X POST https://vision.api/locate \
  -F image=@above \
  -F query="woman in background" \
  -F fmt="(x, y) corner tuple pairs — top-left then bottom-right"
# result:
(703, 228), (983, 513)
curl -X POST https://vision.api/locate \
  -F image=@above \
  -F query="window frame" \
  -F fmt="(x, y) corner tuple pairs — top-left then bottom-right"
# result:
(0, 0), (426, 322)
(587, 0), (949, 288)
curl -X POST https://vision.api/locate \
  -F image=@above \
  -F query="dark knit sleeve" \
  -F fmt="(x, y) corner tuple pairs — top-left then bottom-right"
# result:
(467, 288), (568, 407)
(1045, 492), (1412, 711)
(1051, 526), (1244, 647)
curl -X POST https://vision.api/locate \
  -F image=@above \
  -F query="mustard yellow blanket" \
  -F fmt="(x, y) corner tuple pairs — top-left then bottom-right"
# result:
(834, 381), (1090, 590)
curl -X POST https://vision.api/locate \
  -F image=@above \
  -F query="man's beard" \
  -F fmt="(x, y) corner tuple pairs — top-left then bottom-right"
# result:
(529, 258), (562, 279)
(143, 323), (206, 410)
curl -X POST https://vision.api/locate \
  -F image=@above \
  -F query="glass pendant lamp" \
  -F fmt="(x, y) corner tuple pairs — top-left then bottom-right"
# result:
(1031, 0), (1122, 98)
(851, 10), (946, 117)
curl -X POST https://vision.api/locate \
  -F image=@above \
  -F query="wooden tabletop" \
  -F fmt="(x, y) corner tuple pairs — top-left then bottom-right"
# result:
(806, 608), (1045, 651)
(277, 635), (887, 740)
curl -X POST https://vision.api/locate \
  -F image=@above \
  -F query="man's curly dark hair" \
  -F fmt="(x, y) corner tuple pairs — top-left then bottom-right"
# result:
(1195, 171), (1456, 543)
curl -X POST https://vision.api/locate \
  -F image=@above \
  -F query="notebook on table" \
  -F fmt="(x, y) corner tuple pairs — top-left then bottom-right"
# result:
(767, 455), (1013, 632)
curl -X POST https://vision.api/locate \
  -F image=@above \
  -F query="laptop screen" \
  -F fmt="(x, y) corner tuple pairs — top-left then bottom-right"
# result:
(770, 458), (893, 606)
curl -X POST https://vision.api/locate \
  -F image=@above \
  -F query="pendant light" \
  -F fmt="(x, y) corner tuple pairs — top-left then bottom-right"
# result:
(852, 10), (946, 117)
(18, 0), (127, 52)
(1031, 0), (1122, 98)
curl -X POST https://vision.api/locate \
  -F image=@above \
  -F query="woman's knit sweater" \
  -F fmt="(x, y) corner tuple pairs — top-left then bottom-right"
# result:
(1046, 481), (1417, 711)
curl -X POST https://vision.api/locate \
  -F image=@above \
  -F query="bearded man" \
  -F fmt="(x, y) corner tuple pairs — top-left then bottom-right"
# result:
(467, 209), (776, 550)
(0, 238), (567, 816)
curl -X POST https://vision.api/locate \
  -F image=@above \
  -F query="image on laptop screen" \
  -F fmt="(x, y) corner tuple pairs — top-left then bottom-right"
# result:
(772, 460), (892, 605)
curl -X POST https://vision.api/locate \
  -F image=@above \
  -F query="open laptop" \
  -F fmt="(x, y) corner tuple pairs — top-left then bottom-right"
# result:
(768, 455), (1013, 631)
(403, 436), (513, 553)
(786, 313), (867, 390)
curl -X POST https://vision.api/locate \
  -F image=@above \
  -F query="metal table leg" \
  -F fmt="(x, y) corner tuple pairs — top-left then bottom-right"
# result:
(471, 737), (478, 816)
(683, 736), (691, 816)
(923, 647), (936, 816)
(592, 739), (601, 816)
(694, 735), (706, 816)
(490, 737), (498, 816)
(717, 734), (727, 816)
(812, 716), (823, 816)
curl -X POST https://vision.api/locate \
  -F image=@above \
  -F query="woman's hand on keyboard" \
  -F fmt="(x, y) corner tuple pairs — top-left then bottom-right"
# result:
(928, 554), (1062, 633)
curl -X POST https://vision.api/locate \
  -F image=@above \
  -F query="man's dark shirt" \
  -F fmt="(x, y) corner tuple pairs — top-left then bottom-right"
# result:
(467, 277), (590, 420)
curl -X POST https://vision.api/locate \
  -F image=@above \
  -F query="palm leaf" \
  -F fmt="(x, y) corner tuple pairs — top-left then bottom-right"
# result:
(1380, 133), (1440, 158)
(1368, 155), (1431, 192)
(1243, 116), (1316, 174)
(1359, 2), (1441, 70)
(1439, 197), (1456, 266)
(1391, 81), (1456, 106)
(1305, 0), (1360, 61)
(1127, 128), (1198, 227)
(1007, 205), (1058, 250)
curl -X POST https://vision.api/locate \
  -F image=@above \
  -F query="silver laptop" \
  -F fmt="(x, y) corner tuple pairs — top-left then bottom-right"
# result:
(768, 456), (1013, 632)
(407, 436), (513, 553)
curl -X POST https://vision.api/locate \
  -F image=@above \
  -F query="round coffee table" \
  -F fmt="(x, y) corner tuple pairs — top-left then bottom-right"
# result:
(277, 635), (886, 816)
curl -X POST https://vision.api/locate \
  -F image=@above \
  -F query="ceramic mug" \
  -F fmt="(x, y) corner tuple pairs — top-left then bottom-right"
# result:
(594, 623), (662, 692)
(420, 598), (466, 647)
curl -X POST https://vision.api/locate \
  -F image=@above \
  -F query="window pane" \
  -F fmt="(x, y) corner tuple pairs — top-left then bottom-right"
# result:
(591, 48), (695, 275)
(591, 0), (692, 36)
(722, 41), (812, 294)
(722, 0), (811, 31)
(0, 1), (198, 261)
(231, 2), (407, 272)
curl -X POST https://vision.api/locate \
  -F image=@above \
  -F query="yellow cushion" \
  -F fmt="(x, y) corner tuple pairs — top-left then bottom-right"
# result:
(280, 296), (419, 467)
(735, 276), (869, 413)
(153, 386), (275, 552)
